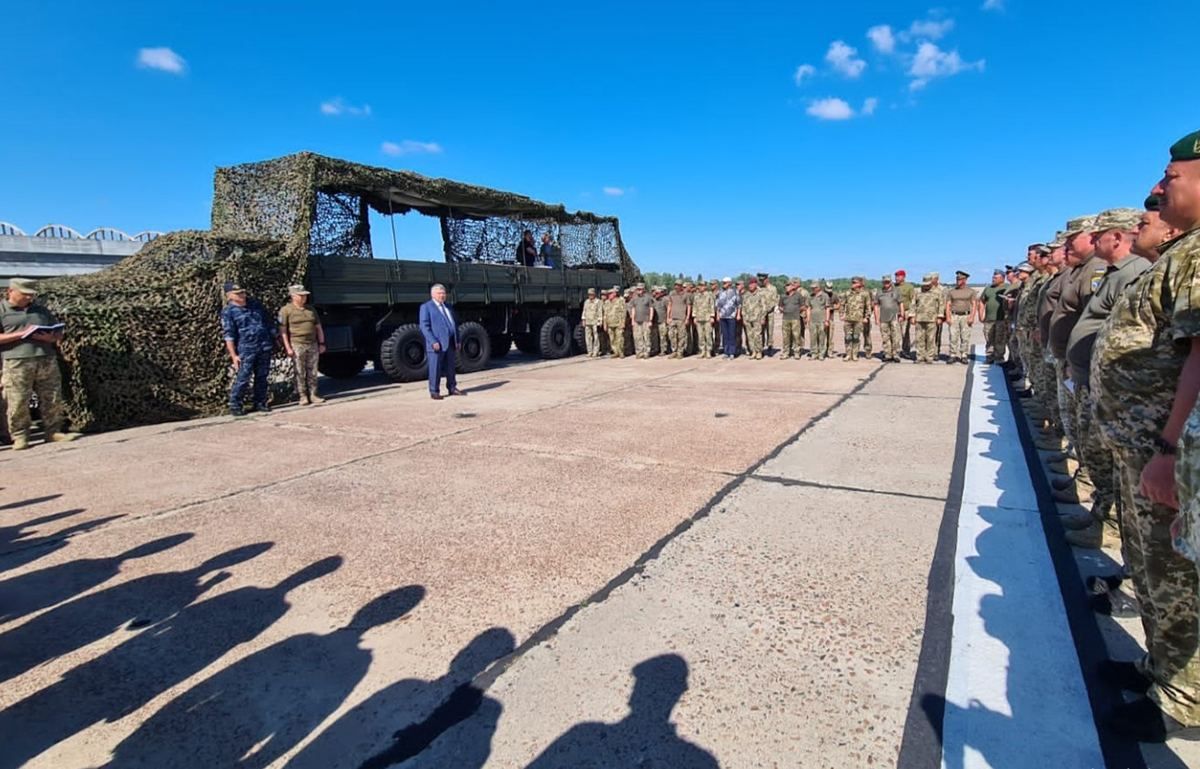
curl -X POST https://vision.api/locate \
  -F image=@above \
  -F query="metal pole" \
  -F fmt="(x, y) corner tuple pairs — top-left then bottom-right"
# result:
(388, 190), (399, 261)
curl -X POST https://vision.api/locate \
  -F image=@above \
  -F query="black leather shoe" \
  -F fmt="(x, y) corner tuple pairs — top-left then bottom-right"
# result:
(1091, 590), (1140, 619)
(430, 393), (443, 400)
(1098, 660), (1152, 693)
(1087, 573), (1124, 595)
(449, 389), (466, 396)
(253, 403), (271, 414)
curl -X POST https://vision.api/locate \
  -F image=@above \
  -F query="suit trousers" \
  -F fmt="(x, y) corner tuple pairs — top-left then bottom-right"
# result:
(428, 346), (457, 394)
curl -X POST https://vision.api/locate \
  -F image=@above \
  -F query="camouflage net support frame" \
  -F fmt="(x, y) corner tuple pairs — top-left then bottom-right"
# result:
(35, 152), (638, 432)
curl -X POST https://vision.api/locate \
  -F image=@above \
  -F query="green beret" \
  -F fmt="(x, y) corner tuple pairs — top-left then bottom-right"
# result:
(1145, 194), (1161, 211)
(1169, 130), (1200, 162)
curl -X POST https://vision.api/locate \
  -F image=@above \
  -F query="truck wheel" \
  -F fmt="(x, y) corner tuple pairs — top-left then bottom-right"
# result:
(456, 322), (492, 373)
(318, 353), (367, 379)
(379, 324), (428, 382)
(490, 334), (511, 358)
(572, 323), (587, 354)
(539, 316), (572, 359)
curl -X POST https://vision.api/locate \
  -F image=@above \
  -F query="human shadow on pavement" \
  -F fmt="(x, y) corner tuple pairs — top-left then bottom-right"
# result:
(0, 510), (125, 574)
(0, 554), (340, 769)
(0, 532), (193, 623)
(524, 654), (719, 769)
(101, 584), (425, 769)
(919, 364), (1156, 769)
(0, 493), (63, 512)
(343, 627), (515, 769)
(0, 541), (272, 685)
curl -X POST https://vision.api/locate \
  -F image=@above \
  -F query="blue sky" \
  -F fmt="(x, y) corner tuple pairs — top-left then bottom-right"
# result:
(2, 0), (1199, 280)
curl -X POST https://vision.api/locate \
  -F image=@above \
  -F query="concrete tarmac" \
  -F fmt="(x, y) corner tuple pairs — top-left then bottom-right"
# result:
(0, 338), (1184, 768)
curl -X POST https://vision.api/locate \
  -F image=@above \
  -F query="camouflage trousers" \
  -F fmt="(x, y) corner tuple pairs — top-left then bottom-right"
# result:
(935, 319), (944, 355)
(780, 319), (803, 358)
(2, 357), (66, 438)
(632, 322), (652, 357)
(763, 312), (775, 351)
(914, 321), (938, 362)
(862, 318), (872, 354)
(902, 318), (913, 358)
(584, 324), (600, 357)
(695, 321), (714, 357)
(669, 320), (688, 357)
(655, 322), (670, 356)
(1180, 403), (1200, 560)
(744, 320), (764, 357)
(843, 320), (865, 359)
(606, 325), (626, 357)
(878, 320), (901, 360)
(1030, 345), (1060, 429)
(809, 321), (828, 359)
(292, 343), (320, 401)
(623, 323), (635, 357)
(983, 320), (1007, 362)
(1075, 385), (1114, 520)
(1054, 359), (1078, 454)
(1006, 321), (1020, 368)
(948, 315), (972, 360)
(1114, 447), (1200, 725)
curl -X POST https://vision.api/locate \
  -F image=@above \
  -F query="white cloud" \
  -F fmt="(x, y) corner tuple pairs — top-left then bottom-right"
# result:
(603, 187), (625, 197)
(806, 98), (855, 121)
(794, 64), (817, 85)
(908, 42), (985, 88)
(320, 98), (371, 117)
(906, 18), (955, 40)
(861, 97), (879, 116)
(866, 25), (896, 54)
(982, 0), (1004, 10)
(136, 47), (186, 75)
(825, 40), (867, 79)
(381, 140), (443, 157)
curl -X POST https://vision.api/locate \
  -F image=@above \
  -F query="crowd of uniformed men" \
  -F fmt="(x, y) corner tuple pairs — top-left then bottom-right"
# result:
(578, 269), (986, 364)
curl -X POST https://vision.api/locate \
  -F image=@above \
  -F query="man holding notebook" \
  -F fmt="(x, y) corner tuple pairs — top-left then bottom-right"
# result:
(0, 278), (79, 450)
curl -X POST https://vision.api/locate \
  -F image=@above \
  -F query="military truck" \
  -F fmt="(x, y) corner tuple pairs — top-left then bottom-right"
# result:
(213, 153), (640, 382)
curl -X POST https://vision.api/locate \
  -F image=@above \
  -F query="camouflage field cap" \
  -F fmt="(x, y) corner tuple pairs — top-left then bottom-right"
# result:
(587, 287), (596, 294)
(993, 268), (1005, 277)
(683, 281), (694, 287)
(921, 273), (934, 283)
(635, 282), (645, 289)
(673, 279), (683, 285)
(223, 281), (246, 294)
(1016, 262), (1034, 273)
(881, 274), (892, 282)
(929, 271), (940, 280)
(8, 277), (38, 295)
(1168, 129), (1200, 162)
(287, 284), (310, 296)
(1145, 194), (1162, 211)
(609, 285), (620, 293)
(1062, 214), (1098, 240)
(1092, 207), (1142, 232)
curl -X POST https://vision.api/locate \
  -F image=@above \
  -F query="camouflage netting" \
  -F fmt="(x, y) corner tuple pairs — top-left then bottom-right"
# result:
(37, 151), (638, 433)
(39, 232), (301, 432)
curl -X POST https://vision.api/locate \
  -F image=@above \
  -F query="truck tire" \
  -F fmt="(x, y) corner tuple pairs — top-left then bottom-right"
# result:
(572, 323), (587, 354)
(490, 334), (511, 358)
(456, 322), (492, 373)
(318, 353), (367, 379)
(379, 324), (428, 382)
(539, 316), (572, 359)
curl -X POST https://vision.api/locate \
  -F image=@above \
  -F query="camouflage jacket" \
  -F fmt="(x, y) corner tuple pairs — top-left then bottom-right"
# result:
(603, 297), (627, 326)
(1016, 273), (1045, 332)
(741, 290), (767, 322)
(1092, 230), (1200, 451)
(759, 284), (780, 313)
(911, 288), (943, 322)
(582, 297), (604, 325)
(842, 289), (873, 322)
(691, 290), (716, 322)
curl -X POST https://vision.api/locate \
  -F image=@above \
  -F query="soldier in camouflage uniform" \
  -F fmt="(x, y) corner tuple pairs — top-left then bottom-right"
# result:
(692, 282), (716, 358)
(1091, 131), (1200, 741)
(651, 286), (670, 356)
(629, 284), (654, 359)
(758, 273), (779, 354)
(807, 280), (831, 360)
(978, 269), (1009, 364)
(0, 278), (80, 450)
(603, 287), (627, 358)
(945, 270), (977, 364)
(667, 281), (691, 358)
(894, 270), (916, 359)
(929, 272), (946, 359)
(840, 276), (873, 362)
(709, 280), (722, 351)
(741, 278), (767, 359)
(911, 274), (942, 364)
(581, 287), (604, 357)
(778, 279), (806, 360)
(874, 274), (903, 363)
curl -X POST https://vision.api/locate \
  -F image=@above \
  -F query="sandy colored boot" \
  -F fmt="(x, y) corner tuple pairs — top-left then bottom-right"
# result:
(309, 392), (326, 404)
(11, 434), (29, 451)
(46, 432), (80, 443)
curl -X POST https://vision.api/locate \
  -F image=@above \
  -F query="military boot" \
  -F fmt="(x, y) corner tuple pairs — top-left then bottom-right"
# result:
(11, 434), (29, 451)
(46, 432), (81, 443)
(1053, 484), (1093, 505)
(309, 391), (326, 404)
(1045, 456), (1078, 475)
(1065, 520), (1104, 549)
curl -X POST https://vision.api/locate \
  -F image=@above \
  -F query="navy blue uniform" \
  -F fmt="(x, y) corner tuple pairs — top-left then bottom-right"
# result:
(221, 299), (277, 412)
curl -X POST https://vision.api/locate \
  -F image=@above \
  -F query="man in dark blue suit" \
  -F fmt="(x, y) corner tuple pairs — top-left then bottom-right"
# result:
(419, 283), (465, 400)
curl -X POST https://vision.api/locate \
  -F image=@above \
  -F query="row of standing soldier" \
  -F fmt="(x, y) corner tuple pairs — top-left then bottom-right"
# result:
(579, 271), (987, 364)
(996, 128), (1200, 743)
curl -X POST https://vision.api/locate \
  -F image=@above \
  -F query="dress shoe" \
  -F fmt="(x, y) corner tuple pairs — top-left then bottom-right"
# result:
(449, 389), (466, 396)
(253, 403), (272, 414)
(1098, 660), (1152, 693)
(1105, 698), (1200, 743)
(430, 392), (443, 400)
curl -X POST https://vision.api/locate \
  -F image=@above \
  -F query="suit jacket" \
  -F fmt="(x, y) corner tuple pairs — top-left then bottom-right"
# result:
(419, 300), (458, 352)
